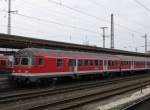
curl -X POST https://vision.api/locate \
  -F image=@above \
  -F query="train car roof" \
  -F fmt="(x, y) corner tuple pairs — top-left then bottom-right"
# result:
(15, 48), (120, 60)
(15, 48), (150, 61)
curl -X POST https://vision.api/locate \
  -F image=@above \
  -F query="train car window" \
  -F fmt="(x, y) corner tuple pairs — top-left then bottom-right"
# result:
(129, 61), (131, 65)
(14, 58), (20, 65)
(78, 60), (82, 66)
(74, 60), (76, 66)
(68, 59), (73, 66)
(90, 60), (93, 66)
(85, 60), (88, 66)
(114, 61), (116, 66)
(123, 61), (125, 65)
(132, 61), (134, 65)
(57, 59), (63, 67)
(124, 61), (126, 65)
(111, 61), (113, 66)
(104, 60), (107, 66)
(95, 60), (98, 66)
(118, 61), (120, 66)
(115, 61), (117, 66)
(80, 60), (84, 66)
(38, 58), (43, 65)
(112, 61), (114, 66)
(113, 61), (115, 66)
(135, 61), (137, 65)
(113, 61), (116, 66)
(21, 58), (29, 65)
(108, 60), (111, 66)
(122, 61), (124, 65)
(68, 59), (76, 66)
(99, 60), (103, 66)
(88, 60), (90, 66)
(9, 61), (12, 66)
(1, 60), (6, 65)
(81, 60), (84, 66)
(120, 61), (122, 66)
(115, 61), (118, 66)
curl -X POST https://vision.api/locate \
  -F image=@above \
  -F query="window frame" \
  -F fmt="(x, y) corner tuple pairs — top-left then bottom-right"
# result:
(68, 59), (76, 67)
(89, 60), (94, 66)
(21, 57), (30, 66)
(56, 58), (63, 68)
(95, 60), (98, 66)
(14, 57), (21, 65)
(38, 58), (43, 65)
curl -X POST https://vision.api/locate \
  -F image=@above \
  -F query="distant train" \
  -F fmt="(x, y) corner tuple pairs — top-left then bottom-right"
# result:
(11, 48), (150, 83)
(0, 55), (12, 74)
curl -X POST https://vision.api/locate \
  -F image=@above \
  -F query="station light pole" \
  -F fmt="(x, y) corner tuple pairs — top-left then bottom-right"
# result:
(141, 33), (147, 53)
(100, 27), (108, 48)
(7, 0), (18, 35)
(111, 14), (114, 49)
(7, 0), (11, 34)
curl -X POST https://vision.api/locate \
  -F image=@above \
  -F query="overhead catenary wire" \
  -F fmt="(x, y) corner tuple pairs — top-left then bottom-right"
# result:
(0, 0), (147, 39)
(17, 0), (101, 28)
(0, 1), (145, 35)
(133, 0), (150, 12)
(21, 0), (149, 33)
(0, 9), (101, 35)
(0, 23), (92, 42)
(48, 0), (144, 35)
(12, 13), (101, 35)
(88, 0), (148, 30)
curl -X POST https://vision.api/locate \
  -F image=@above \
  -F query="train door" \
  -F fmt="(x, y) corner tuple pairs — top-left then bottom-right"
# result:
(130, 61), (133, 70)
(68, 59), (76, 72)
(104, 60), (108, 71)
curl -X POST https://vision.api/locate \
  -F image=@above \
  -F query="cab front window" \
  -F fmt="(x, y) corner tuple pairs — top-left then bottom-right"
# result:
(21, 58), (29, 65)
(14, 58), (20, 65)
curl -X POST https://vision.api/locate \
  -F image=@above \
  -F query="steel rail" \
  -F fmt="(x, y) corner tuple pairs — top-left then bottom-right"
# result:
(1, 74), (150, 110)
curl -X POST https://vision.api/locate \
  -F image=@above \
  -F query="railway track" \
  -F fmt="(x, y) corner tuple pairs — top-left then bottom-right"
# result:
(0, 74), (147, 103)
(0, 74), (150, 110)
(121, 90), (150, 110)
(0, 74), (15, 92)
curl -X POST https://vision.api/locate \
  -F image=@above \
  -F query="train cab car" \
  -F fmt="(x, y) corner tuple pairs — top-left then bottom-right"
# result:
(12, 48), (79, 83)
(12, 48), (120, 83)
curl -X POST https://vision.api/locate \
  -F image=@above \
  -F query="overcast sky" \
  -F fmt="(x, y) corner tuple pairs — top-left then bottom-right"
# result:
(0, 0), (150, 53)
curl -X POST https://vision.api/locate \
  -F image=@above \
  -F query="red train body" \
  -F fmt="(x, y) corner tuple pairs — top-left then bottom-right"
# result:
(11, 48), (150, 83)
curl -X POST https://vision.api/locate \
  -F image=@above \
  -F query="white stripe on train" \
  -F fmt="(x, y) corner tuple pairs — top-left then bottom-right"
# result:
(12, 68), (150, 77)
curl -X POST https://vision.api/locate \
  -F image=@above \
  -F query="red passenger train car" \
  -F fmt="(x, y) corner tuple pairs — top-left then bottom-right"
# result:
(11, 48), (150, 83)
(0, 55), (12, 74)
